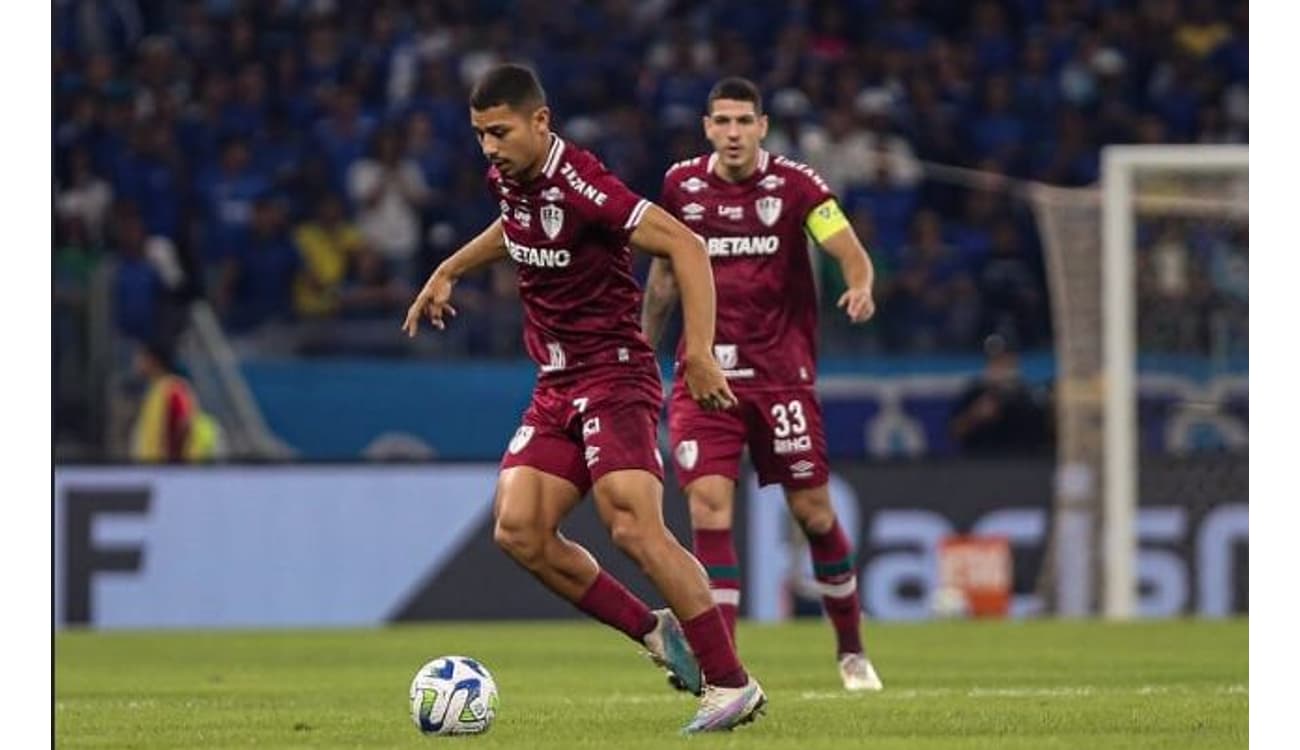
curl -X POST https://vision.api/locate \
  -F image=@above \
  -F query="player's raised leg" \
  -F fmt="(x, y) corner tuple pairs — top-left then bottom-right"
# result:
(786, 483), (883, 691)
(592, 469), (766, 732)
(684, 476), (741, 643)
(493, 466), (661, 646)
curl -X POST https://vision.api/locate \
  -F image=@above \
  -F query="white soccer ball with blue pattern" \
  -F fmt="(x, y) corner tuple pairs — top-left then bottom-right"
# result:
(409, 655), (499, 736)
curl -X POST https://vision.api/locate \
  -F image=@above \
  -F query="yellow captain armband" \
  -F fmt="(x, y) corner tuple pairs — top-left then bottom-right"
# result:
(805, 198), (850, 243)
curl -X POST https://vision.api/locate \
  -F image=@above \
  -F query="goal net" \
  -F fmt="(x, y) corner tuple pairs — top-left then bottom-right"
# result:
(1030, 146), (1248, 618)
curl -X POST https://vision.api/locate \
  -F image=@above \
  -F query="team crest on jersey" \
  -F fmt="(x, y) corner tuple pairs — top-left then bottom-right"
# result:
(755, 196), (783, 227)
(508, 425), (535, 454)
(758, 174), (786, 191)
(682, 203), (705, 222)
(675, 440), (699, 471)
(540, 204), (564, 239)
(680, 177), (708, 193)
(540, 186), (565, 202)
(713, 344), (738, 369)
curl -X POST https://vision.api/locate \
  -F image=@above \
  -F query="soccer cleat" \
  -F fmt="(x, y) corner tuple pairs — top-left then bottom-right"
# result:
(642, 608), (703, 696)
(838, 652), (884, 691)
(682, 677), (767, 734)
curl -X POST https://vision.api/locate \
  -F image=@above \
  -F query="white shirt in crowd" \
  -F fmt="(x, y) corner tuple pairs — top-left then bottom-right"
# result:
(347, 159), (430, 263)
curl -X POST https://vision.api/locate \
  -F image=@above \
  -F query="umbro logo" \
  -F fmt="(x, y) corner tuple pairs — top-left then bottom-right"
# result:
(790, 460), (815, 478)
(682, 203), (705, 222)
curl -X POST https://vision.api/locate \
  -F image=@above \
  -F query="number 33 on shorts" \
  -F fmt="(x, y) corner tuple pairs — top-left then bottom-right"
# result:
(770, 400), (807, 438)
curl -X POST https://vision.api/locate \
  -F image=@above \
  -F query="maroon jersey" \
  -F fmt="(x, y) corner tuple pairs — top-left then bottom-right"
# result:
(488, 135), (656, 384)
(660, 149), (835, 389)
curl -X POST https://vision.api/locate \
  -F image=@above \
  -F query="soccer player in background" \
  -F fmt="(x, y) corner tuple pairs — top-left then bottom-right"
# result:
(642, 77), (884, 691)
(402, 64), (766, 732)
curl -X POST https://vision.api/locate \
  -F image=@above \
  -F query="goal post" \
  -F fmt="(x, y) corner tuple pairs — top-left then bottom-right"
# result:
(1098, 145), (1248, 619)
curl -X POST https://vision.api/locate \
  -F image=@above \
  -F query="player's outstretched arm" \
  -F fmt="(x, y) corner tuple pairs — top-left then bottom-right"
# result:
(640, 256), (679, 349)
(630, 205), (736, 410)
(402, 219), (508, 336)
(811, 199), (877, 323)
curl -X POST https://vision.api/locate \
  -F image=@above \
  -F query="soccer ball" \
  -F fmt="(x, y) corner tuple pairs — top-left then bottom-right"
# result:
(409, 655), (499, 736)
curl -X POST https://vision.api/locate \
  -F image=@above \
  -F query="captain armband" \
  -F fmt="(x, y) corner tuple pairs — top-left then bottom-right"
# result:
(805, 198), (850, 243)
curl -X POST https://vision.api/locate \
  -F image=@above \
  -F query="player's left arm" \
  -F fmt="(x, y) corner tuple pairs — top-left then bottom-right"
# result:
(630, 205), (737, 410)
(808, 197), (877, 323)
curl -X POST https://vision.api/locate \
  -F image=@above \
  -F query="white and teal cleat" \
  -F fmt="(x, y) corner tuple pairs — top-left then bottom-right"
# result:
(838, 652), (884, 691)
(643, 608), (702, 696)
(682, 678), (767, 733)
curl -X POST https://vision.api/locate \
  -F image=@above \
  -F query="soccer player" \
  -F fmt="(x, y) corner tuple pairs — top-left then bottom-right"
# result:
(402, 64), (766, 733)
(641, 77), (884, 691)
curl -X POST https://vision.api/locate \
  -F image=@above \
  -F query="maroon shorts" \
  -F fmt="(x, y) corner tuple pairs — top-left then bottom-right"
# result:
(668, 382), (829, 490)
(500, 369), (665, 495)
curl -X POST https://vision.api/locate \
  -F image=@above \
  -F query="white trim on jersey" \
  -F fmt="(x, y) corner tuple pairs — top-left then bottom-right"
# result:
(623, 198), (651, 230)
(542, 135), (566, 178)
(705, 149), (769, 176)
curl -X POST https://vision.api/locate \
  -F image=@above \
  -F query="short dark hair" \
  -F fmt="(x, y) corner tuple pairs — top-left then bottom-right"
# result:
(706, 77), (763, 115)
(469, 64), (547, 112)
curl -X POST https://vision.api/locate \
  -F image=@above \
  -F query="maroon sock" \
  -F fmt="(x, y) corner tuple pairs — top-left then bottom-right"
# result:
(681, 607), (748, 688)
(806, 519), (864, 656)
(575, 570), (657, 643)
(692, 528), (740, 644)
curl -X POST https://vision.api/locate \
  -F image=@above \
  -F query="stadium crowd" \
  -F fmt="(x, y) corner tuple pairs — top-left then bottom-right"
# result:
(54, 0), (1247, 365)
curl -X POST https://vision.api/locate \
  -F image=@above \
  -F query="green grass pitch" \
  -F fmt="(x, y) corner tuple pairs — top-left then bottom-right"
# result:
(55, 619), (1246, 749)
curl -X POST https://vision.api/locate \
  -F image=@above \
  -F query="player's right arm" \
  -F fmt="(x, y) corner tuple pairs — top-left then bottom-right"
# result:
(630, 205), (736, 410)
(640, 256), (679, 349)
(402, 218), (508, 336)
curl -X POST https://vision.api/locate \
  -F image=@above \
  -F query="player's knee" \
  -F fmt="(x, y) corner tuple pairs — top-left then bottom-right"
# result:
(493, 518), (545, 569)
(788, 487), (834, 534)
(687, 483), (733, 528)
(608, 514), (655, 562)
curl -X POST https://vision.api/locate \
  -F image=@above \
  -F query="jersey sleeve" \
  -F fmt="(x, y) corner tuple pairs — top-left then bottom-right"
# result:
(793, 162), (836, 219)
(658, 172), (680, 218)
(579, 165), (652, 235)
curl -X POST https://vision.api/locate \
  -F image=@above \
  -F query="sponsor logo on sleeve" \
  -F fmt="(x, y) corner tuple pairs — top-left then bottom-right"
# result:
(789, 459), (816, 478)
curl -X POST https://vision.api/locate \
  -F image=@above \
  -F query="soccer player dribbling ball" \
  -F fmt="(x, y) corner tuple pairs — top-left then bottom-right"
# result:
(642, 77), (884, 692)
(402, 64), (766, 733)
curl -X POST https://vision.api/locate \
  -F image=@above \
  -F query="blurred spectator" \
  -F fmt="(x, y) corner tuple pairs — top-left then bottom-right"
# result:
(978, 219), (1046, 349)
(948, 335), (1051, 455)
(56, 147), (114, 245)
(293, 193), (366, 319)
(194, 136), (270, 265)
(217, 195), (299, 333)
(314, 86), (377, 194)
(348, 126), (431, 283)
(128, 339), (220, 463)
(883, 210), (979, 351)
(109, 203), (165, 341)
(339, 246), (411, 320)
